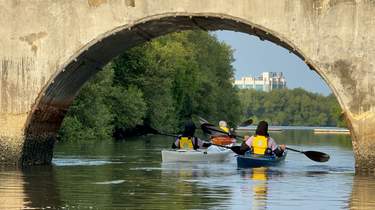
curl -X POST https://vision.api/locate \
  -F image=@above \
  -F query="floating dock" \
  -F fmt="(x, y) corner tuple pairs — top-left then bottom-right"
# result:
(313, 128), (350, 134)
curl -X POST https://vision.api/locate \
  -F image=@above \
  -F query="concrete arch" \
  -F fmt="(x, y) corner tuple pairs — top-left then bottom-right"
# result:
(22, 14), (333, 164)
(2, 1), (375, 172)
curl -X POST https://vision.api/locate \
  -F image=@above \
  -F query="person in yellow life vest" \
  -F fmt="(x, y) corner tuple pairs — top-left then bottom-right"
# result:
(172, 120), (211, 150)
(211, 120), (236, 146)
(219, 120), (230, 133)
(239, 120), (286, 157)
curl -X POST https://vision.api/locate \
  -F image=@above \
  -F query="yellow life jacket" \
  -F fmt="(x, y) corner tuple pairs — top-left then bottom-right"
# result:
(179, 137), (194, 150)
(220, 126), (229, 133)
(252, 135), (268, 155)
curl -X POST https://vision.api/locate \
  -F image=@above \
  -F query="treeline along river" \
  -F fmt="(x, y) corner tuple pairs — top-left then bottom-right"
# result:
(1, 129), (374, 209)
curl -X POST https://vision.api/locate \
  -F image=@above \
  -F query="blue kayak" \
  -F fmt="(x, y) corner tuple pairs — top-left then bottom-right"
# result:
(237, 152), (287, 168)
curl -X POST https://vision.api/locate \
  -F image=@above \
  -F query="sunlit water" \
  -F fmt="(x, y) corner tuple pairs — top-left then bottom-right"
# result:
(1, 129), (375, 209)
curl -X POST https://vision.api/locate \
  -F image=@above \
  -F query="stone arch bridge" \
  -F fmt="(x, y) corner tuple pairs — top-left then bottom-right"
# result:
(1, 0), (375, 172)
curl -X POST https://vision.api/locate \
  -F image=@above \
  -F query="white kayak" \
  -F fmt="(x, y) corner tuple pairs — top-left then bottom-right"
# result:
(161, 146), (232, 163)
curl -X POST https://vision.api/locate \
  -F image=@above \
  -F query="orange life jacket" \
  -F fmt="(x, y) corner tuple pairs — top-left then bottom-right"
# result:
(211, 136), (234, 146)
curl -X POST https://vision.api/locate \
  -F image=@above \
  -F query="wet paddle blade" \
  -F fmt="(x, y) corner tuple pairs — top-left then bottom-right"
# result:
(230, 146), (242, 155)
(200, 123), (214, 134)
(304, 151), (330, 162)
(239, 119), (253, 127)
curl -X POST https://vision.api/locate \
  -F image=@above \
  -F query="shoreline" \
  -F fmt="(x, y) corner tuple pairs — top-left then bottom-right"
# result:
(236, 125), (350, 134)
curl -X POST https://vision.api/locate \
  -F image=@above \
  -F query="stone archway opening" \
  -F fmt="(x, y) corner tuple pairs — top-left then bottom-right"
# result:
(22, 14), (334, 165)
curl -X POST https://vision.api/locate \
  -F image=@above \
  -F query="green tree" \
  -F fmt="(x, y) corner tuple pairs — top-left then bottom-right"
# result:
(238, 88), (345, 127)
(111, 30), (241, 132)
(111, 85), (147, 135)
(59, 67), (114, 142)
(60, 30), (242, 142)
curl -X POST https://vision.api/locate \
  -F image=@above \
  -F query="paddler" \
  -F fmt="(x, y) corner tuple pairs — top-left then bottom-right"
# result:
(210, 120), (236, 146)
(240, 120), (285, 157)
(172, 120), (212, 150)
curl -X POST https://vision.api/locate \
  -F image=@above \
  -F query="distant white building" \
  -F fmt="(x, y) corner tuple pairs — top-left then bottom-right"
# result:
(234, 72), (286, 92)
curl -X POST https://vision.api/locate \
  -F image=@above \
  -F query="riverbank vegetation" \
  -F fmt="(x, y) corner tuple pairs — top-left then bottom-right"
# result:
(58, 31), (241, 142)
(238, 88), (345, 127)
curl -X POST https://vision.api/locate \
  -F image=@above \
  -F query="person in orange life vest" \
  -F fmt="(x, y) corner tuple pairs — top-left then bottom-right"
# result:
(172, 120), (212, 150)
(239, 120), (286, 157)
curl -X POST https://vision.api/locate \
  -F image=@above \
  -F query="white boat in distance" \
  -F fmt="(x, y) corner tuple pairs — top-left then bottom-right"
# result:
(161, 146), (232, 163)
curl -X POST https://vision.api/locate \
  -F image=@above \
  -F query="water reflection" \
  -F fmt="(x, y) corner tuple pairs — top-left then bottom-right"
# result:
(0, 166), (60, 209)
(239, 167), (284, 210)
(160, 162), (233, 209)
(349, 174), (375, 210)
(22, 166), (61, 209)
(0, 168), (26, 209)
(0, 129), (361, 209)
(250, 168), (268, 210)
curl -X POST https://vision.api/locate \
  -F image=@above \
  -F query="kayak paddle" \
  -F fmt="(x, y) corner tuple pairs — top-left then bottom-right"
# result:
(200, 123), (330, 162)
(285, 147), (330, 162)
(239, 119), (253, 127)
(148, 127), (178, 138)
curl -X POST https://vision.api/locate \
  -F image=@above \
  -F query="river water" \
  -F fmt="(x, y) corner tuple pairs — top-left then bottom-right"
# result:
(1, 129), (375, 209)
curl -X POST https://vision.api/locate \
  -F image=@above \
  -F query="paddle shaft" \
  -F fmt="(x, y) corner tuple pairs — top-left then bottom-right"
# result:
(156, 132), (178, 138)
(285, 147), (304, 154)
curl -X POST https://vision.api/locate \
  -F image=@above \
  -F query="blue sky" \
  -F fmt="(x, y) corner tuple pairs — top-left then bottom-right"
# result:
(215, 31), (331, 95)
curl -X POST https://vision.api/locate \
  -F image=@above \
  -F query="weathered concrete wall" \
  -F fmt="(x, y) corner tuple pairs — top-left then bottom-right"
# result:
(1, 0), (375, 171)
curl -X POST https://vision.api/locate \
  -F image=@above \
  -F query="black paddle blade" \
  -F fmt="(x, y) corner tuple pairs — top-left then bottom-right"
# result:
(239, 119), (253, 127)
(200, 123), (214, 134)
(230, 146), (242, 155)
(303, 151), (330, 162)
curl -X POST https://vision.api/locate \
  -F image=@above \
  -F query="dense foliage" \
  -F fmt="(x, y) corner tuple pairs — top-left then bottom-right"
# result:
(238, 88), (346, 127)
(59, 31), (241, 142)
(59, 30), (346, 143)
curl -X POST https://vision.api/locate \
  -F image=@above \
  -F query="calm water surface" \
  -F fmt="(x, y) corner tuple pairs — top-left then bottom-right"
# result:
(1, 129), (375, 209)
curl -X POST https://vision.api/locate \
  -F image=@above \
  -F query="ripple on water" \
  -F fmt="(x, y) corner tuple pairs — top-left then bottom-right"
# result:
(93, 180), (125, 185)
(52, 158), (118, 166)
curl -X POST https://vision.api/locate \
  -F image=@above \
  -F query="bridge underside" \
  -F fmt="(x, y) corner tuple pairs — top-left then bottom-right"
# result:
(24, 15), (310, 165)
(1, 1), (375, 173)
